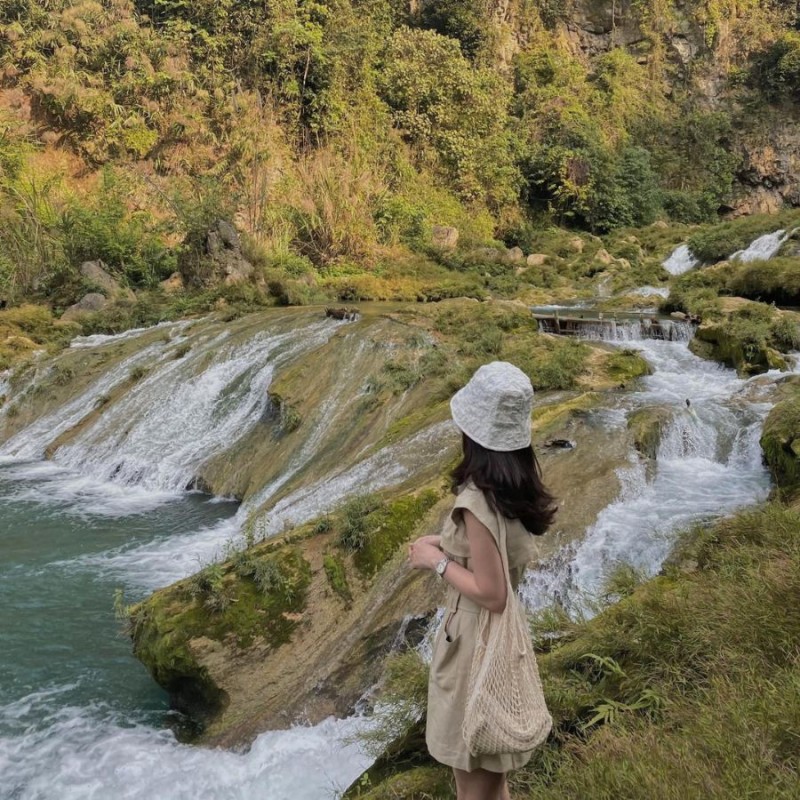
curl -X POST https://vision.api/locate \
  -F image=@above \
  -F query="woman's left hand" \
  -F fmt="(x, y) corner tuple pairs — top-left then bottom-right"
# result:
(408, 540), (442, 571)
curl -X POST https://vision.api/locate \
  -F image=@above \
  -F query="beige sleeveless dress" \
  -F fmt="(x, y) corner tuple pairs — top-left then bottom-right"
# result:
(426, 482), (540, 773)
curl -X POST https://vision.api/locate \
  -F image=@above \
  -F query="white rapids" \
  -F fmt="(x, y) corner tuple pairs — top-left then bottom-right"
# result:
(521, 334), (790, 614)
(1, 308), (796, 800)
(0, 684), (375, 800)
(730, 228), (795, 262)
(662, 243), (699, 275)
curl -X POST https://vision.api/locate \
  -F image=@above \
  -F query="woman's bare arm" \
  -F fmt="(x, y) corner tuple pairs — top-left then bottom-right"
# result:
(408, 510), (507, 613)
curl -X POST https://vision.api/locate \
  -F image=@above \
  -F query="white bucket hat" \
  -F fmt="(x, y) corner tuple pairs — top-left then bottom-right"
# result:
(450, 361), (534, 451)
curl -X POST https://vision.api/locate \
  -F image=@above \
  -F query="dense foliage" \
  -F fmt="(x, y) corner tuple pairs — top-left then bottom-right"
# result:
(0, 1), (799, 309)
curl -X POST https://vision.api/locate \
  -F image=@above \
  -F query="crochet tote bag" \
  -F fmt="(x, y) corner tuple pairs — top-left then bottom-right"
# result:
(461, 513), (552, 756)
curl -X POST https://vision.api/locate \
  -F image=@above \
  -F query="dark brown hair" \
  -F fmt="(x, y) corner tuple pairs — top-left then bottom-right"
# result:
(451, 433), (556, 536)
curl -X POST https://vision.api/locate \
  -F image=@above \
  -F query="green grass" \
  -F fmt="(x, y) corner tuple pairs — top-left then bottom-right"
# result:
(687, 211), (800, 263)
(726, 256), (800, 306)
(336, 491), (441, 576)
(347, 501), (800, 799)
(129, 544), (313, 725)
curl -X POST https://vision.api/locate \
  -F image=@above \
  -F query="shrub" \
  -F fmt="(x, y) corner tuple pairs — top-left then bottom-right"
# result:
(748, 31), (800, 103)
(338, 494), (383, 551)
(379, 27), (518, 208)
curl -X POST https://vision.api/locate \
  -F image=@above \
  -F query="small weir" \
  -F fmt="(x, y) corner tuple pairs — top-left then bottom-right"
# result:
(533, 311), (695, 342)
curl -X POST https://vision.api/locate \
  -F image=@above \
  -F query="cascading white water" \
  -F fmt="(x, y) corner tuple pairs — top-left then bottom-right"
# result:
(0, 341), (171, 463)
(630, 286), (670, 298)
(68, 320), (189, 350)
(663, 228), (796, 275)
(53, 324), (333, 492)
(72, 419), (457, 591)
(730, 228), (794, 262)
(1, 315), (454, 800)
(0, 685), (376, 800)
(555, 317), (694, 342)
(662, 243), (699, 275)
(520, 330), (786, 615)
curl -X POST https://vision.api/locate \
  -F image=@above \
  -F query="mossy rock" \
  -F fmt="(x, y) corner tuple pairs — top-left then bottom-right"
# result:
(130, 545), (312, 729)
(760, 390), (800, 490)
(687, 299), (798, 376)
(691, 319), (771, 376)
(532, 392), (602, 437)
(338, 490), (441, 577)
(345, 765), (452, 799)
(628, 406), (673, 460)
(605, 349), (652, 383)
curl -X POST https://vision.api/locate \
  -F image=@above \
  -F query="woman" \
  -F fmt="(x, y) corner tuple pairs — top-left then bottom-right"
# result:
(409, 361), (555, 800)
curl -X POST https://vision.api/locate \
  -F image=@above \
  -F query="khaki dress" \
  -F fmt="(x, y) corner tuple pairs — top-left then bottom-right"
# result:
(426, 482), (540, 773)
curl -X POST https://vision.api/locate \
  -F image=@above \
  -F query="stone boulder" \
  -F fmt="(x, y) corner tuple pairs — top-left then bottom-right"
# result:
(505, 246), (525, 263)
(61, 292), (109, 320)
(207, 220), (253, 285)
(594, 248), (613, 265)
(628, 406), (674, 461)
(431, 225), (459, 250)
(527, 253), (548, 267)
(159, 272), (184, 294)
(181, 220), (254, 287)
(80, 261), (135, 302)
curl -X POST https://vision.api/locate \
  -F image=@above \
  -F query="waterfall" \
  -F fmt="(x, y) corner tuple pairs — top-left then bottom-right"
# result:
(0, 341), (171, 462)
(2, 320), (339, 491)
(663, 228), (796, 274)
(630, 286), (670, 299)
(662, 244), (699, 275)
(730, 229), (794, 262)
(541, 317), (694, 342)
(72, 419), (457, 591)
(54, 325), (332, 492)
(0, 687), (375, 800)
(520, 337), (778, 615)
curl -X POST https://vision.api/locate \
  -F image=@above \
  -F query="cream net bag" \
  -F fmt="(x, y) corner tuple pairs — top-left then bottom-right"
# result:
(462, 513), (552, 756)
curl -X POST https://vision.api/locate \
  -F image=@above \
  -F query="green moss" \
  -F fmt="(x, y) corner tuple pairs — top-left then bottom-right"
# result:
(687, 211), (800, 263)
(605, 349), (652, 383)
(0, 304), (80, 370)
(336, 490), (440, 577)
(691, 302), (799, 376)
(323, 553), (352, 604)
(627, 406), (673, 460)
(379, 402), (449, 448)
(532, 392), (602, 435)
(268, 392), (303, 433)
(760, 389), (800, 491)
(130, 545), (312, 726)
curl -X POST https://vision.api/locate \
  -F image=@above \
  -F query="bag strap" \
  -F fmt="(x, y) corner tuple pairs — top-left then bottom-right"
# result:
(496, 507), (514, 599)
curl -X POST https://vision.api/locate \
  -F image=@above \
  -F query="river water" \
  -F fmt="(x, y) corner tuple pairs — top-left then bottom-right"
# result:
(0, 313), (793, 799)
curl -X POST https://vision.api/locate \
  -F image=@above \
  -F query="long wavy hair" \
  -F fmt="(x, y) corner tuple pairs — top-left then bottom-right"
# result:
(451, 433), (556, 536)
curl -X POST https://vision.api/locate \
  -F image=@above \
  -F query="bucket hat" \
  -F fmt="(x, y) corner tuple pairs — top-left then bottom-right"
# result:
(450, 361), (533, 451)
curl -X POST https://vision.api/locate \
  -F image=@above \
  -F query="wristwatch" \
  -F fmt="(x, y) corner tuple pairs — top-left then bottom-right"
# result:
(435, 555), (451, 579)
